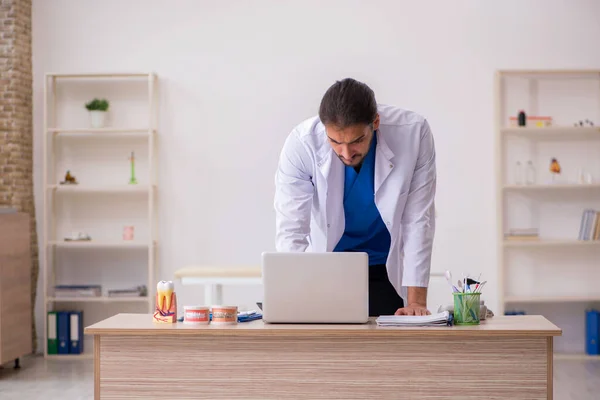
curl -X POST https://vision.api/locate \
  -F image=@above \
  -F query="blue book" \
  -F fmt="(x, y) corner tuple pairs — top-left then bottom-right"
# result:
(585, 309), (599, 355)
(69, 311), (83, 354)
(57, 311), (70, 354)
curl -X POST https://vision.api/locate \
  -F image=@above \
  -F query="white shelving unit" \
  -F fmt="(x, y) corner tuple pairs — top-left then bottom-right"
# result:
(495, 69), (600, 356)
(42, 73), (158, 359)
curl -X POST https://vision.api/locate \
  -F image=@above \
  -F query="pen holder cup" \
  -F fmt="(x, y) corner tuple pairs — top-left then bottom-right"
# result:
(453, 293), (481, 325)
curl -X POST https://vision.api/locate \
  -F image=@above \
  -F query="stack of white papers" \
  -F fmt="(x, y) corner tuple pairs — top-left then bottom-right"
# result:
(376, 311), (450, 327)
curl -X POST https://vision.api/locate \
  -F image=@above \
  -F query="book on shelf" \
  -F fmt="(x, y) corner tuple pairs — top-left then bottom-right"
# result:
(504, 228), (539, 241)
(578, 209), (600, 241)
(107, 285), (147, 297)
(47, 311), (58, 354)
(57, 311), (69, 354)
(54, 284), (102, 297)
(48, 310), (84, 355)
(505, 235), (539, 241)
(586, 309), (600, 356)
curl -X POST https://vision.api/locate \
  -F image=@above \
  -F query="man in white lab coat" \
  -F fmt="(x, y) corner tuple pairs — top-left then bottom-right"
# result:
(274, 78), (436, 317)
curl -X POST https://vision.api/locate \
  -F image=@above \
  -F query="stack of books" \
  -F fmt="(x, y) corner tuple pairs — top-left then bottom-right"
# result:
(108, 285), (147, 297)
(578, 209), (600, 241)
(504, 228), (539, 241)
(54, 285), (101, 297)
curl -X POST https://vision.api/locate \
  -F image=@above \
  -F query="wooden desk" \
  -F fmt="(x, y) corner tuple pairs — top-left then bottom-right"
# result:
(85, 313), (561, 399)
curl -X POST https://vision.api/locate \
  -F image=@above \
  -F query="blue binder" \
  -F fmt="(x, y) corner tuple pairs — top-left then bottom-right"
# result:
(585, 309), (599, 355)
(57, 311), (70, 354)
(69, 311), (83, 354)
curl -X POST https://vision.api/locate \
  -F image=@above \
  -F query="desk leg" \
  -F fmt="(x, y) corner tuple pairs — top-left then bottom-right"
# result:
(547, 337), (553, 400)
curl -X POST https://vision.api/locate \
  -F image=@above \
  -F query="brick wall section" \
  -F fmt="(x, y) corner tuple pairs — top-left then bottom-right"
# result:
(0, 0), (38, 353)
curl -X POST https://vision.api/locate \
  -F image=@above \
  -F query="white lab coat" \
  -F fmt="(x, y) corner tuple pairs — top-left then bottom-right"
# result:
(274, 104), (436, 302)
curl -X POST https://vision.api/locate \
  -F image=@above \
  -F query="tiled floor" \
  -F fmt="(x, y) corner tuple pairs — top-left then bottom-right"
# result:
(1, 354), (599, 399)
(554, 358), (600, 400)
(0, 356), (93, 400)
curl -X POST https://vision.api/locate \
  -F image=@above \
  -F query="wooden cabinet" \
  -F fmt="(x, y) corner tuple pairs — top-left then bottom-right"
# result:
(0, 212), (32, 366)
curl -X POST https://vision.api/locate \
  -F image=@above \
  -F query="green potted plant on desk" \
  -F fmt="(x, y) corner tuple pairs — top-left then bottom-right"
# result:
(85, 98), (109, 128)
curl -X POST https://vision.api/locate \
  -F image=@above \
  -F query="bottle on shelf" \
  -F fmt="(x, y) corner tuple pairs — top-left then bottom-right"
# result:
(578, 168), (594, 184)
(526, 161), (536, 185)
(517, 110), (527, 127)
(585, 172), (593, 184)
(514, 161), (523, 185)
(578, 169), (588, 184)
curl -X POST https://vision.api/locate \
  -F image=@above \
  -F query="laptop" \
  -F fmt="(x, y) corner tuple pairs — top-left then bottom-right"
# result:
(261, 252), (369, 324)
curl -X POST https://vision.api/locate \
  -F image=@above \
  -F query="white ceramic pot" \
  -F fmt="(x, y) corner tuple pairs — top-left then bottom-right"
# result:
(89, 110), (107, 128)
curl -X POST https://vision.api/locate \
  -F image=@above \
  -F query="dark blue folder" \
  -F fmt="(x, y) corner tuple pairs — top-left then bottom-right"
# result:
(585, 309), (599, 355)
(69, 311), (83, 354)
(57, 311), (70, 355)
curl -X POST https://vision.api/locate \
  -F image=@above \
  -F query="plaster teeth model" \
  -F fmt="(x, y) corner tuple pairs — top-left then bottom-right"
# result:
(153, 280), (177, 323)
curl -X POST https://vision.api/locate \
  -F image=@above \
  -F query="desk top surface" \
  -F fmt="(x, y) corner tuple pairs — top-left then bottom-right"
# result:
(85, 313), (561, 337)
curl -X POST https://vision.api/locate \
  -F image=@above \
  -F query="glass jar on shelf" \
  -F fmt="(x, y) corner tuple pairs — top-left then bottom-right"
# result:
(526, 160), (536, 185)
(514, 161), (523, 185)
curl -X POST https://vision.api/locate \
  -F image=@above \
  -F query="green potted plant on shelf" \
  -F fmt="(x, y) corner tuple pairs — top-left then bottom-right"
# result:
(85, 98), (109, 128)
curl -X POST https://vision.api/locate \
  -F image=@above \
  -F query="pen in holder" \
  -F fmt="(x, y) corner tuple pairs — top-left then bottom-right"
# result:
(453, 292), (481, 325)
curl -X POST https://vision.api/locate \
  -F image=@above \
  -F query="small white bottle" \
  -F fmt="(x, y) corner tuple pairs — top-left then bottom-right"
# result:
(578, 169), (585, 184)
(514, 161), (523, 185)
(526, 161), (536, 185)
(585, 172), (593, 184)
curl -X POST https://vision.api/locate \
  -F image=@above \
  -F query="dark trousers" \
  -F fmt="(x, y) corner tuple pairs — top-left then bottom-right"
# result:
(369, 264), (404, 316)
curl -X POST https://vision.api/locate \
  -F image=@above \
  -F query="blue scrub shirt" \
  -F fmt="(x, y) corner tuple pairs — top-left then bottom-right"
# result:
(333, 131), (391, 265)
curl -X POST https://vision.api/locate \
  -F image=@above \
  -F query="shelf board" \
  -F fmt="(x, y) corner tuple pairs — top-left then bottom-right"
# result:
(48, 128), (153, 137)
(505, 296), (600, 303)
(554, 353), (600, 361)
(47, 296), (149, 303)
(45, 353), (94, 360)
(47, 72), (153, 79)
(501, 126), (600, 139)
(498, 69), (600, 76)
(49, 240), (151, 249)
(503, 183), (600, 191)
(48, 184), (152, 193)
(503, 239), (600, 248)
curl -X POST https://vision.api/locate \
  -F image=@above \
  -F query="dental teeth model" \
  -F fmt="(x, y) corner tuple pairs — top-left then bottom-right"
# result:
(153, 280), (177, 323)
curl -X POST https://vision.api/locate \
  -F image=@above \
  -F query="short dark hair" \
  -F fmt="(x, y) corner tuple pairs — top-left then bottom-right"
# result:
(318, 78), (377, 129)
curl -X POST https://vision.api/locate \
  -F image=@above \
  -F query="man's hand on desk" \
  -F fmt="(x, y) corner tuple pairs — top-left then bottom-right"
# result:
(394, 304), (431, 316)
(394, 286), (431, 316)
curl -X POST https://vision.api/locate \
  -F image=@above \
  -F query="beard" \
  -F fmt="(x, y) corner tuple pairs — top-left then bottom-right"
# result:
(338, 153), (365, 167)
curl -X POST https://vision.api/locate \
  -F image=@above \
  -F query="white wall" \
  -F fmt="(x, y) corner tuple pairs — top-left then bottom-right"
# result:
(31, 0), (600, 353)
